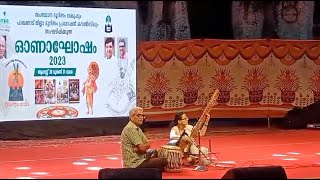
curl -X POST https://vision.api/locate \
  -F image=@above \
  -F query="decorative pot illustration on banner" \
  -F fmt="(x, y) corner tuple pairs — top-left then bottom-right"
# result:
(177, 69), (204, 105)
(145, 71), (172, 107)
(275, 68), (300, 104)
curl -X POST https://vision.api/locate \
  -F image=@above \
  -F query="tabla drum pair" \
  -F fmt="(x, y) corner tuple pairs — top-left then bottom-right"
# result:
(158, 145), (183, 173)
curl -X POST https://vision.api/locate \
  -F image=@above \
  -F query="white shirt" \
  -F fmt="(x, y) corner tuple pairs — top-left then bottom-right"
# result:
(169, 124), (209, 155)
(169, 124), (193, 140)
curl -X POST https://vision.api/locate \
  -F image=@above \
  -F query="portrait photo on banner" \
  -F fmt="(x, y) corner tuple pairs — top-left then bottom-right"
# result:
(117, 37), (128, 60)
(104, 37), (115, 60)
(0, 35), (7, 60)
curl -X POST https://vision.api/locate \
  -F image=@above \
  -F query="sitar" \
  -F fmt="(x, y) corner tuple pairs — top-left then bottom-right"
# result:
(177, 89), (220, 153)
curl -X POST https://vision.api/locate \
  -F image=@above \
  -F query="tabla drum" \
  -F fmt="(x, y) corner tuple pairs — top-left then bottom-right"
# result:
(158, 145), (183, 173)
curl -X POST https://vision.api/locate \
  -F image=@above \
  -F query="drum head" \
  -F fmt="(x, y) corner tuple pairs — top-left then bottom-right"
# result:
(161, 145), (180, 150)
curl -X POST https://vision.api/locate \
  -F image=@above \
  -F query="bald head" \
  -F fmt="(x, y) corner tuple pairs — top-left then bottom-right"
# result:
(0, 36), (6, 59)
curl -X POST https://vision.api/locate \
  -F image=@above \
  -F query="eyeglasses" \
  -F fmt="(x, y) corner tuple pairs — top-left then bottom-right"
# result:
(135, 114), (145, 118)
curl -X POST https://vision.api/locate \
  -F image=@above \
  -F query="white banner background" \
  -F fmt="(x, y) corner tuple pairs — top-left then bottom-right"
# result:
(0, 5), (136, 121)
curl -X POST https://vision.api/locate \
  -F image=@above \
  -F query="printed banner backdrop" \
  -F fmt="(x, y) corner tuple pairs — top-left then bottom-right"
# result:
(0, 5), (136, 121)
(137, 39), (320, 121)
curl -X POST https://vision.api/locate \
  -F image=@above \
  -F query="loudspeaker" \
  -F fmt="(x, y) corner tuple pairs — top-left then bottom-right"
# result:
(282, 107), (306, 129)
(98, 168), (162, 179)
(282, 100), (320, 129)
(301, 100), (320, 124)
(221, 166), (287, 179)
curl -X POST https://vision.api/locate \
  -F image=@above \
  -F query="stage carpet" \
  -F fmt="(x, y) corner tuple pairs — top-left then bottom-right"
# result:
(1, 125), (320, 179)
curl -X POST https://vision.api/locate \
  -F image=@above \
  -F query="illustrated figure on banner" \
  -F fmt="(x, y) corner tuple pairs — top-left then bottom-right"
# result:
(82, 62), (99, 115)
(106, 38), (135, 115)
(1, 34), (23, 118)
(8, 63), (24, 101)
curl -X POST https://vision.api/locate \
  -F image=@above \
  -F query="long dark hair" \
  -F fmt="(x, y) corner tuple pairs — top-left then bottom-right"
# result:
(169, 111), (185, 129)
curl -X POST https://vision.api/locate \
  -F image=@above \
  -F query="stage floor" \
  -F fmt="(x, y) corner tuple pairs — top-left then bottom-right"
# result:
(1, 125), (320, 179)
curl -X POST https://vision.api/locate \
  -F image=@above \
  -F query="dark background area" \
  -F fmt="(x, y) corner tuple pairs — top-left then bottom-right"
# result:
(187, 1), (233, 39)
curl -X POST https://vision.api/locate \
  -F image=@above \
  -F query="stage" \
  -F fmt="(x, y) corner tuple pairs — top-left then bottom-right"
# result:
(1, 123), (320, 179)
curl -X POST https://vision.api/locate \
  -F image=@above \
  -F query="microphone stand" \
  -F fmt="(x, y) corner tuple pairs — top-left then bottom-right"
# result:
(178, 118), (215, 171)
(175, 130), (187, 146)
(183, 128), (208, 172)
(193, 131), (208, 172)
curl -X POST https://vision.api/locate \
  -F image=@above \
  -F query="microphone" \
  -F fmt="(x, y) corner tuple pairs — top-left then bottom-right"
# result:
(176, 129), (188, 146)
(181, 130), (188, 136)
